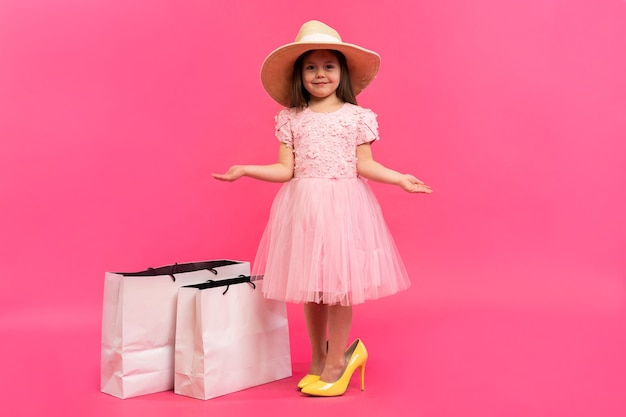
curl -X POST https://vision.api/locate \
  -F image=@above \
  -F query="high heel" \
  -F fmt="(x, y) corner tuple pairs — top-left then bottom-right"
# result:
(301, 339), (368, 397)
(297, 374), (320, 390)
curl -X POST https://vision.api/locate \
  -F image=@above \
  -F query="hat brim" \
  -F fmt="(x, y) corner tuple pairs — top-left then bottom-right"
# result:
(261, 41), (380, 107)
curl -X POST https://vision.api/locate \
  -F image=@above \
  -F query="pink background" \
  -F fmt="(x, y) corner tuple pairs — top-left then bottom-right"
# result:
(1, 1), (625, 416)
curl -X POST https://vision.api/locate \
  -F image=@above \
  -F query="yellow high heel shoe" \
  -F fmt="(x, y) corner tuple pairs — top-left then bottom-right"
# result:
(297, 374), (320, 390)
(301, 339), (368, 397)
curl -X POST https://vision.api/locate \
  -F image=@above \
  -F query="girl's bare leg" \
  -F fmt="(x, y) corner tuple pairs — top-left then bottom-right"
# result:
(320, 304), (352, 382)
(303, 302), (329, 375)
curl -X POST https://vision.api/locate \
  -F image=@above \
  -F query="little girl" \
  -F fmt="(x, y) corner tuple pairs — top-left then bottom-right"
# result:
(213, 20), (431, 396)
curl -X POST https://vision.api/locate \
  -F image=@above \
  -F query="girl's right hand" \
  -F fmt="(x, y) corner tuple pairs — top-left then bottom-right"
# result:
(212, 165), (246, 182)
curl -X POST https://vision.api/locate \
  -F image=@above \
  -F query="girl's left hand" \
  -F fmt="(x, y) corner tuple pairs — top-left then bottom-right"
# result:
(399, 174), (432, 194)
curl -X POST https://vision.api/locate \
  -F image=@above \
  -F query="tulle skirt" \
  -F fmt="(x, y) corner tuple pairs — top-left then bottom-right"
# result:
(252, 177), (411, 306)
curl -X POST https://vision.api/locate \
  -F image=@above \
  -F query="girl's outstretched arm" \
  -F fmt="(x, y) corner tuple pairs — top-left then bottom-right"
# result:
(212, 142), (294, 183)
(356, 143), (432, 194)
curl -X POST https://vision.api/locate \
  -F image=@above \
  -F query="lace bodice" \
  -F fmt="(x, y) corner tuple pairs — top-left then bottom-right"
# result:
(275, 103), (380, 179)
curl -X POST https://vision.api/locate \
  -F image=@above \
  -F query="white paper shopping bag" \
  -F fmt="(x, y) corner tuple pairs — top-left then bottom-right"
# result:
(174, 276), (292, 400)
(100, 260), (250, 399)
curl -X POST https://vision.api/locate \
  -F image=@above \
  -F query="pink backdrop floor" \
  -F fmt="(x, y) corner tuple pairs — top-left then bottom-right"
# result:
(2, 263), (624, 417)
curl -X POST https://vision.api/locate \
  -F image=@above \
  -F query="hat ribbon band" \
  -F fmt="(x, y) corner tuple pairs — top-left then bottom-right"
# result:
(298, 33), (341, 43)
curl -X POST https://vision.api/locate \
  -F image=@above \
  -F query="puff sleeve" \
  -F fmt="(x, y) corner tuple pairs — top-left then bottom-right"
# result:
(356, 108), (380, 145)
(275, 108), (294, 147)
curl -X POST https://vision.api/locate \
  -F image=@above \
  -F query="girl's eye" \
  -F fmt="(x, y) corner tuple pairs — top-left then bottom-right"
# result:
(325, 65), (335, 70)
(305, 65), (316, 71)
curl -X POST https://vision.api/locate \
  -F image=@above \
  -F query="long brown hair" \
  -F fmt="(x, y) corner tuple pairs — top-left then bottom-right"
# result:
(289, 49), (357, 109)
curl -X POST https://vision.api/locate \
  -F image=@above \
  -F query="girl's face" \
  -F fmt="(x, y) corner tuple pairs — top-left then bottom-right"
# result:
(301, 50), (341, 102)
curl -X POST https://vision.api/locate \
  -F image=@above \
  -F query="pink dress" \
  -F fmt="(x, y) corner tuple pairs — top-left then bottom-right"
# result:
(252, 103), (411, 306)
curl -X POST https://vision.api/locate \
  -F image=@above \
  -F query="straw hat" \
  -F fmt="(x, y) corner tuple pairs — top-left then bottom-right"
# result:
(260, 20), (380, 107)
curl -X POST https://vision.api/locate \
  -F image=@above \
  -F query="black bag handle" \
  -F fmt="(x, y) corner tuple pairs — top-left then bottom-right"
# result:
(116, 260), (242, 282)
(183, 275), (255, 295)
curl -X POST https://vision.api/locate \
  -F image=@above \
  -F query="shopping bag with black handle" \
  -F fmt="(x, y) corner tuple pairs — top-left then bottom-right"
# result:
(174, 275), (291, 400)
